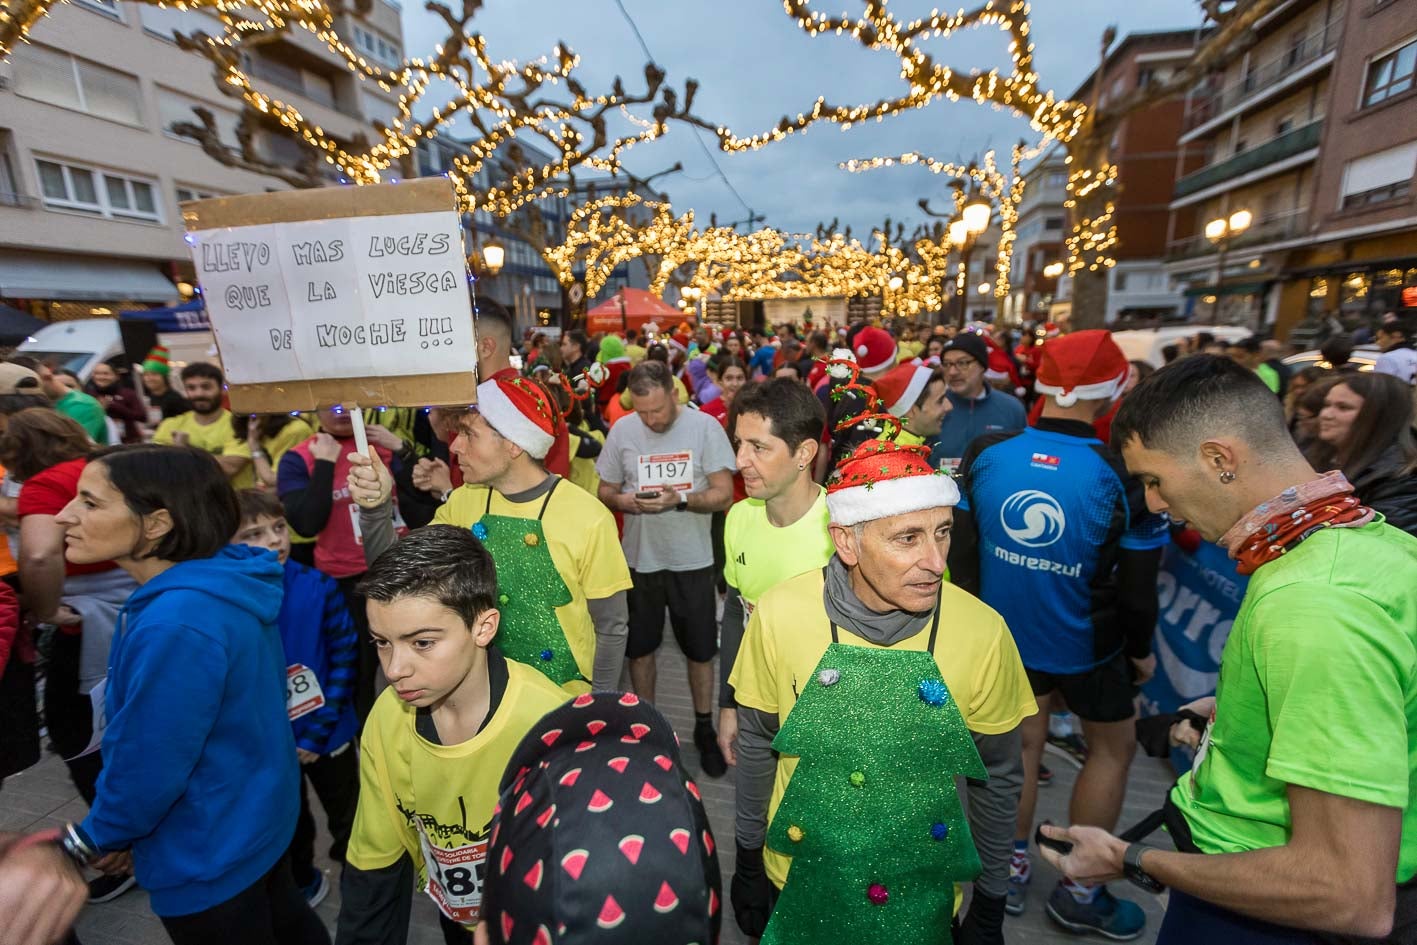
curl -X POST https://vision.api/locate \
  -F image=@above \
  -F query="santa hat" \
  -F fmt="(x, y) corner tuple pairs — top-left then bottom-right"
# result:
(1033, 329), (1129, 407)
(852, 326), (897, 375)
(826, 438), (960, 527)
(873, 362), (934, 417)
(142, 344), (171, 376)
(475, 376), (556, 459)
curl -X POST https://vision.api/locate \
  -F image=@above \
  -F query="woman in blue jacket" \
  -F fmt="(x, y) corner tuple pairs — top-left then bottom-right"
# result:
(54, 444), (329, 945)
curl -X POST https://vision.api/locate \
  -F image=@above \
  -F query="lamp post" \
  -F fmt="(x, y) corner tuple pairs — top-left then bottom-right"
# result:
(681, 285), (703, 329)
(482, 239), (505, 278)
(1203, 209), (1251, 323)
(945, 196), (991, 329)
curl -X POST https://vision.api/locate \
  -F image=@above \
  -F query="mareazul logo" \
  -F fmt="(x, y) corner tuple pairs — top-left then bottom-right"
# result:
(1000, 490), (1066, 548)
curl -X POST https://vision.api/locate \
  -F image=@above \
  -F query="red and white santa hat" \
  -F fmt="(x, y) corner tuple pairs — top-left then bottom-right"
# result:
(1033, 329), (1129, 407)
(475, 376), (556, 459)
(826, 438), (960, 527)
(873, 362), (934, 418)
(852, 326), (898, 376)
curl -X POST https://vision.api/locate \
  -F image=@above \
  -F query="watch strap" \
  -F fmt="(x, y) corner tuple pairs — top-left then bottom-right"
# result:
(1123, 842), (1165, 893)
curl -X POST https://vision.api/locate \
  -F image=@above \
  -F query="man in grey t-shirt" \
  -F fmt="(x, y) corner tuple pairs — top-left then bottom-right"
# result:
(597, 360), (736, 776)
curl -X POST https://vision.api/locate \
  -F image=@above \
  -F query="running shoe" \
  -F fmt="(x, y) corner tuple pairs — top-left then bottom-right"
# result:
(1037, 762), (1054, 787)
(88, 873), (137, 904)
(1045, 883), (1146, 940)
(1005, 873), (1029, 916)
(1046, 732), (1089, 769)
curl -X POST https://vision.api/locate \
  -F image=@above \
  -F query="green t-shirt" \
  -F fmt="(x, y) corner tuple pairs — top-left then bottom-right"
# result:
(1255, 362), (1281, 394)
(56, 390), (107, 444)
(1171, 521), (1417, 881)
(722, 486), (835, 609)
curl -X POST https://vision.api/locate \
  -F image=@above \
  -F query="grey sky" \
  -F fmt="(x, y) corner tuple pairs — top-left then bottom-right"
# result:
(400, 1), (1204, 236)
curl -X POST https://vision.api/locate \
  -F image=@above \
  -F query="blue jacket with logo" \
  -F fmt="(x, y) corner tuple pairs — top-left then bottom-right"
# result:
(947, 418), (1168, 674)
(929, 387), (1028, 470)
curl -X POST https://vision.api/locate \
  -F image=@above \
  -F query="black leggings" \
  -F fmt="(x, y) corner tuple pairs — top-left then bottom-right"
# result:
(160, 855), (330, 945)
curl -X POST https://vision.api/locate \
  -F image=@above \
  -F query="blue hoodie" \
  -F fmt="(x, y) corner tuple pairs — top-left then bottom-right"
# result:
(79, 545), (299, 917)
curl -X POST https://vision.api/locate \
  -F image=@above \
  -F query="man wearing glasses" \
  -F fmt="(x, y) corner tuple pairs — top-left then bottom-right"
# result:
(929, 333), (1027, 475)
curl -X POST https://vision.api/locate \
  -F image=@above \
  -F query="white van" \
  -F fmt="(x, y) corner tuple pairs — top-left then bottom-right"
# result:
(18, 318), (220, 383)
(1110, 326), (1254, 368)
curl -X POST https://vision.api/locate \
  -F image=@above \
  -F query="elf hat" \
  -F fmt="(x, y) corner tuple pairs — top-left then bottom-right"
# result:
(852, 326), (898, 376)
(476, 376), (556, 459)
(142, 344), (172, 376)
(826, 438), (960, 527)
(1033, 329), (1129, 407)
(484, 692), (721, 945)
(873, 362), (934, 418)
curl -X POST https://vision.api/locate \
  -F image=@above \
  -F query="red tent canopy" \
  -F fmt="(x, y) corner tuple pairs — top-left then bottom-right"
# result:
(585, 288), (690, 334)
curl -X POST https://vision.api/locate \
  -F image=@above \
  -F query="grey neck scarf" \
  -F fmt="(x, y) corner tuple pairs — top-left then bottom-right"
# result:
(821, 555), (934, 647)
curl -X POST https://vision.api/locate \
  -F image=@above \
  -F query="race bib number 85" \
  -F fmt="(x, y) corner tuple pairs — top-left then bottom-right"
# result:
(419, 830), (488, 925)
(637, 451), (694, 492)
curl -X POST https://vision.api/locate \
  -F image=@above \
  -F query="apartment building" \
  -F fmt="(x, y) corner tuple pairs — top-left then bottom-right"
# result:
(1165, 0), (1345, 328)
(0, 0), (404, 321)
(1054, 30), (1199, 325)
(1276, 0), (1417, 334)
(1005, 146), (1068, 324)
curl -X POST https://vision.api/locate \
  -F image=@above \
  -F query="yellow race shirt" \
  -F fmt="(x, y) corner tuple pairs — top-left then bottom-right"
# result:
(433, 479), (633, 691)
(722, 487), (834, 609)
(153, 409), (239, 456)
(222, 418), (315, 491)
(729, 569), (1036, 888)
(346, 657), (568, 927)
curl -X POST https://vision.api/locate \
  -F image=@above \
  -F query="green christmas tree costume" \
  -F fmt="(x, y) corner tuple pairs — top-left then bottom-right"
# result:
(470, 481), (581, 686)
(762, 614), (987, 945)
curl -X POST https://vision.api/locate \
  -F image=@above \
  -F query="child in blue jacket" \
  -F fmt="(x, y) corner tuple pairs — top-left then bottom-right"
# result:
(237, 489), (360, 907)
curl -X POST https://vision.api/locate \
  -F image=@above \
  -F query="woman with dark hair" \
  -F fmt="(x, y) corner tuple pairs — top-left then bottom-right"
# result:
(1, 410), (137, 857)
(51, 445), (328, 945)
(1308, 371), (1417, 535)
(84, 362), (147, 445)
(698, 354), (749, 426)
(1289, 375), (1336, 450)
(1283, 365), (1330, 431)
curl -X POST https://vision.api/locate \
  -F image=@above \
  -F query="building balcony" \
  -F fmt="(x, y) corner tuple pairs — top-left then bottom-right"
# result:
(1165, 206), (1310, 261)
(1173, 120), (1322, 199)
(1181, 17), (1340, 139)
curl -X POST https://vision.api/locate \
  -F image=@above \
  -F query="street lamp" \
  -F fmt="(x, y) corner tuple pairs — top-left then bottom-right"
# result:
(482, 240), (505, 277)
(1204, 208), (1252, 323)
(962, 198), (991, 235)
(1042, 261), (1065, 279)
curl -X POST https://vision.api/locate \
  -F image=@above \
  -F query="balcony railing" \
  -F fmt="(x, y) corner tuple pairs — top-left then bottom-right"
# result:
(1183, 18), (1342, 132)
(1174, 120), (1323, 198)
(1165, 206), (1310, 260)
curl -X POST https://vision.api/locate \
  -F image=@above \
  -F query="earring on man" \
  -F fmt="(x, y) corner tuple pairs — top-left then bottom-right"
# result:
(1219, 470), (1236, 484)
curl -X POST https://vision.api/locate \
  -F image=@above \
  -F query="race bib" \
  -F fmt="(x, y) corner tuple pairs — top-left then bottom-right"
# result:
(419, 829), (488, 925)
(347, 501), (408, 546)
(637, 451), (694, 493)
(286, 664), (325, 720)
(740, 596), (755, 619)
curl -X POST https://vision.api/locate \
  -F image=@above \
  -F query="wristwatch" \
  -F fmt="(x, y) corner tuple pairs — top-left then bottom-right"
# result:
(676, 493), (689, 512)
(1122, 842), (1165, 893)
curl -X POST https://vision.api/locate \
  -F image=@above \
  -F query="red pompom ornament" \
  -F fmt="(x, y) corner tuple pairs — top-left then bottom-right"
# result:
(867, 883), (889, 905)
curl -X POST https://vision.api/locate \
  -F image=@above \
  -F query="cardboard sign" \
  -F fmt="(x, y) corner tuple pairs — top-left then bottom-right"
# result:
(182, 178), (478, 412)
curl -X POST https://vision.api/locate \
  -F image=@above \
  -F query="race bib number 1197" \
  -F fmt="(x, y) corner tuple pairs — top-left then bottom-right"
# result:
(637, 451), (693, 492)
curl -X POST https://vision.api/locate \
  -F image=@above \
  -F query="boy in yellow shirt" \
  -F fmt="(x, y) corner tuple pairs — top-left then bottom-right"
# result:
(334, 526), (568, 945)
